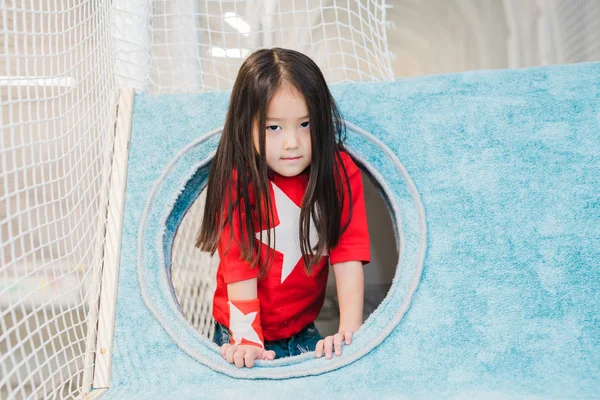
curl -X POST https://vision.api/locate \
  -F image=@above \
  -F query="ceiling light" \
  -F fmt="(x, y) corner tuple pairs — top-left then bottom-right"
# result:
(224, 12), (251, 37)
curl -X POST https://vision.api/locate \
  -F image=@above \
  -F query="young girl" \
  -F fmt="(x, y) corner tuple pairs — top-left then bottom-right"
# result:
(196, 48), (370, 369)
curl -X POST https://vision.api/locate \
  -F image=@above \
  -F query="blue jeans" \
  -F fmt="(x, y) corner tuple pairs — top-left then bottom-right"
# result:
(213, 321), (323, 359)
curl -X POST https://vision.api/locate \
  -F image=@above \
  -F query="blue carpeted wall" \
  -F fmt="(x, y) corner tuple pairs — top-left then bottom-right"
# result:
(102, 62), (600, 399)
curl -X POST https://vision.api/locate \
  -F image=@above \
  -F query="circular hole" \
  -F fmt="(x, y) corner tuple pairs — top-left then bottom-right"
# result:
(170, 161), (399, 343)
(138, 123), (425, 378)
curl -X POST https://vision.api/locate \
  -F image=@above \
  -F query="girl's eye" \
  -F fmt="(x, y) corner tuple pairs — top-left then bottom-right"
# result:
(300, 121), (310, 128)
(266, 125), (281, 131)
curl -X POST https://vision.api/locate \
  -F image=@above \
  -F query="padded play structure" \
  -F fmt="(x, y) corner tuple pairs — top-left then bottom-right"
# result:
(100, 61), (599, 398)
(4, 2), (600, 399)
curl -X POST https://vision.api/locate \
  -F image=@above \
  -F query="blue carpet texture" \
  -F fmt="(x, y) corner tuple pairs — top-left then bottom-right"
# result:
(104, 62), (600, 399)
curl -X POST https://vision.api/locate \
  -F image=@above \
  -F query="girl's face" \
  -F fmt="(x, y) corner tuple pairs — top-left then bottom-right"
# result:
(253, 82), (312, 177)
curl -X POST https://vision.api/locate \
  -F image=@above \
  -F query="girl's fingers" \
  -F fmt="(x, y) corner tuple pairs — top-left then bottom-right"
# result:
(315, 340), (324, 358)
(233, 347), (246, 368)
(316, 332), (353, 360)
(324, 335), (334, 359)
(220, 343), (230, 358)
(244, 351), (256, 368)
(222, 345), (272, 367)
(225, 344), (237, 363)
(263, 350), (276, 360)
(333, 333), (343, 356)
(343, 330), (353, 345)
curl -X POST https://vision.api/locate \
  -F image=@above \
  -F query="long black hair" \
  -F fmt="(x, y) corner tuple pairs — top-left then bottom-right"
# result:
(196, 48), (352, 277)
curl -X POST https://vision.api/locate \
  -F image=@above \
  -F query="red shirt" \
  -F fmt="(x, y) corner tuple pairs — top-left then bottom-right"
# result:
(212, 151), (370, 340)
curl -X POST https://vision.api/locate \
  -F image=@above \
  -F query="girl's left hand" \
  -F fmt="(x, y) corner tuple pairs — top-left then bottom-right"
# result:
(315, 330), (353, 359)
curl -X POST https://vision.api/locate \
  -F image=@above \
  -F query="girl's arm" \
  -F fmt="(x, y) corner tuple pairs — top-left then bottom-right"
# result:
(227, 278), (258, 300)
(223, 278), (276, 367)
(332, 260), (364, 333)
(316, 260), (363, 359)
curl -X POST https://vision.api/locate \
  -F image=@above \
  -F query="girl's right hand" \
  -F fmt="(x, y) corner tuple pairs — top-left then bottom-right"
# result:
(220, 343), (276, 368)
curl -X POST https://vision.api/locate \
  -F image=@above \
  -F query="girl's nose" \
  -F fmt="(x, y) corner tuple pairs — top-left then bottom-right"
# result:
(284, 129), (300, 149)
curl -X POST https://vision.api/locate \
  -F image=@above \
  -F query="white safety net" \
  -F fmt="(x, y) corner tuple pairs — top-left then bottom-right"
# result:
(0, 1), (117, 399)
(113, 0), (394, 93)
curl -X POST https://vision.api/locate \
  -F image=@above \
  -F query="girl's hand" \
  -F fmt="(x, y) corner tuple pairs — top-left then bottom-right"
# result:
(315, 330), (353, 359)
(220, 344), (276, 368)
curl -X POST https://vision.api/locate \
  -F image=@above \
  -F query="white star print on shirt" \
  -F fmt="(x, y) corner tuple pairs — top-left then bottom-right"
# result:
(255, 181), (326, 284)
(228, 301), (263, 346)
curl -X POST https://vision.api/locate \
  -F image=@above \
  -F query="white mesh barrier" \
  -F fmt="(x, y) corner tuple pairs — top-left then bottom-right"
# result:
(0, 1), (117, 399)
(116, 0), (395, 92)
(171, 189), (220, 340)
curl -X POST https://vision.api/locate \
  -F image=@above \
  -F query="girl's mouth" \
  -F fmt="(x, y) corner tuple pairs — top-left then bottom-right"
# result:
(281, 156), (302, 160)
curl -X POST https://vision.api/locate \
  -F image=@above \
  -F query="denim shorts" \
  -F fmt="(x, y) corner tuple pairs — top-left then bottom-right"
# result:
(213, 321), (323, 359)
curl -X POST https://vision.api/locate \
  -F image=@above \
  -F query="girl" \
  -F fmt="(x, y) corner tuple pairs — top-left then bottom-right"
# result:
(196, 48), (370, 369)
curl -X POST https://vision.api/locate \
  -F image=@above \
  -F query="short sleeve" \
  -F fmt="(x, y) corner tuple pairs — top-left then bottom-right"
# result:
(329, 152), (371, 265)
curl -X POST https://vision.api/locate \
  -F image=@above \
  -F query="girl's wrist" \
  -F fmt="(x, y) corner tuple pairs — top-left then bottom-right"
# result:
(228, 298), (265, 348)
(337, 324), (360, 334)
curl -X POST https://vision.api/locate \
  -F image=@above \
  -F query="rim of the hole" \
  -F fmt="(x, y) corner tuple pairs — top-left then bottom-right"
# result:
(139, 121), (426, 379)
